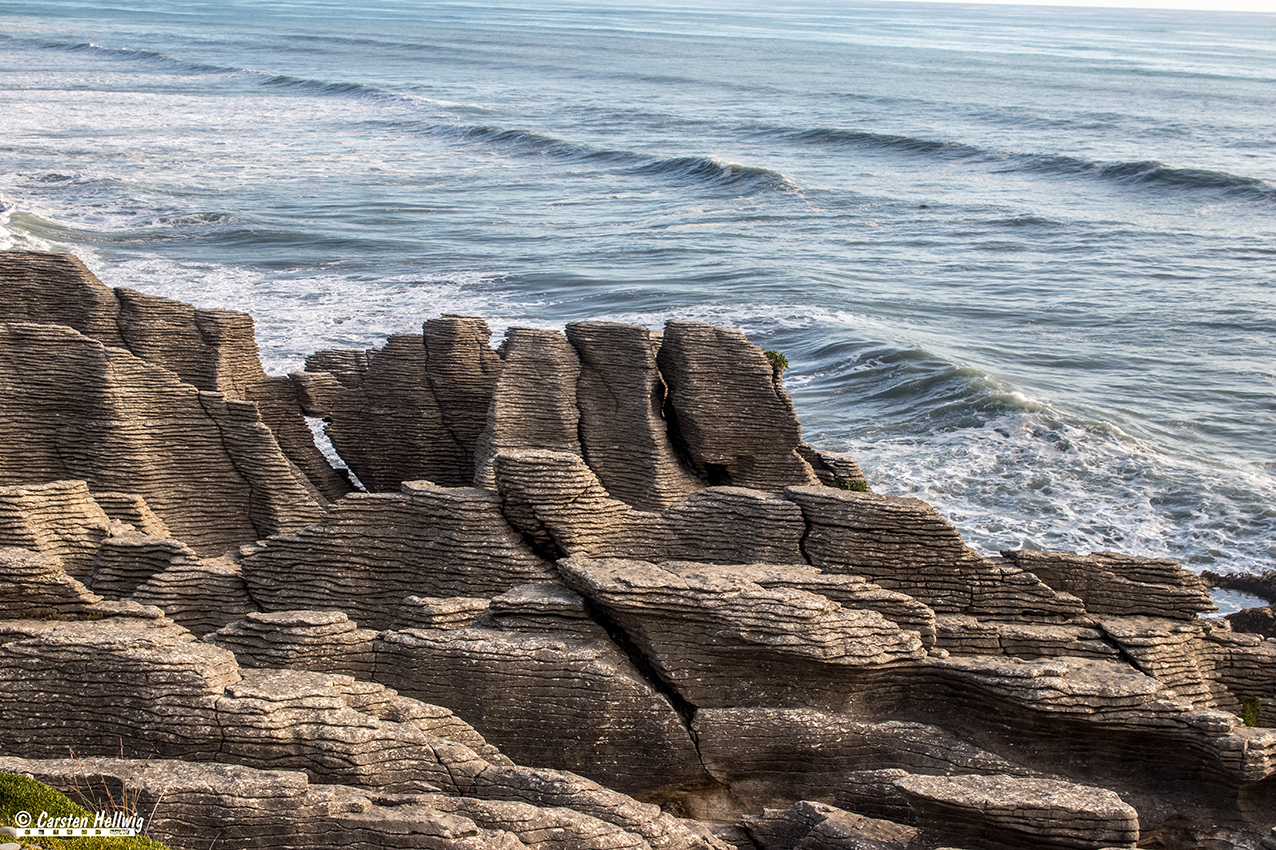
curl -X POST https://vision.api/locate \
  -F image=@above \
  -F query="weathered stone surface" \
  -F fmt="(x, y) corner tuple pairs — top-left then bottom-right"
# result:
(395, 595), (491, 630)
(130, 555), (261, 637)
(0, 546), (103, 618)
(566, 321), (704, 511)
(894, 773), (1140, 850)
(468, 764), (728, 850)
(743, 800), (916, 850)
(209, 609), (378, 677)
(0, 250), (128, 345)
(0, 323), (324, 555)
(240, 481), (557, 629)
(0, 616), (238, 759)
(0, 250), (348, 502)
(421, 315), (505, 481)
(0, 757), (525, 850)
(0, 615), (509, 790)
(1002, 549), (1216, 620)
(788, 485), (1084, 619)
(1095, 616), (1229, 708)
(717, 563), (936, 648)
(88, 532), (201, 598)
(694, 708), (1029, 810)
(934, 614), (1118, 660)
(376, 584), (713, 800)
(5, 260), (1276, 848)
(657, 321), (817, 491)
(558, 557), (926, 709)
(834, 770), (916, 826)
(296, 317), (503, 492)
(474, 327), (583, 489)
(908, 653), (1276, 785)
(91, 490), (172, 538)
(1204, 626), (1276, 726)
(798, 445), (871, 491)
(298, 335), (450, 492)
(0, 480), (115, 579)
(495, 451), (809, 564)
(1228, 605), (1276, 639)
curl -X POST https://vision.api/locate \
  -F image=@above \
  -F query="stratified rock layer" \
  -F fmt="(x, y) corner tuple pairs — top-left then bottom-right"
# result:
(0, 250), (348, 502)
(895, 773), (1140, 850)
(566, 321), (703, 511)
(240, 481), (557, 629)
(657, 321), (817, 491)
(0, 322), (324, 554)
(2, 252), (1274, 850)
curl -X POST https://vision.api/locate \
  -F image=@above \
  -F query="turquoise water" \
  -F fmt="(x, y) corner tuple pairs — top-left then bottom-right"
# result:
(1, 0), (1273, 573)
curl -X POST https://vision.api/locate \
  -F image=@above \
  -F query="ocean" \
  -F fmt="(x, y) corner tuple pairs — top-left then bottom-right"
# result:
(0, 0), (1272, 581)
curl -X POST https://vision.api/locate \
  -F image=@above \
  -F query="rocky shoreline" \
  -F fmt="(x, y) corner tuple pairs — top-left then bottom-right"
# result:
(0, 249), (1273, 850)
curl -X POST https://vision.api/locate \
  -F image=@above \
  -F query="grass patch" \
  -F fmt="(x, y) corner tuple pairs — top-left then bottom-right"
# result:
(763, 349), (788, 372)
(0, 772), (169, 850)
(1240, 696), (1263, 728)
(831, 475), (869, 492)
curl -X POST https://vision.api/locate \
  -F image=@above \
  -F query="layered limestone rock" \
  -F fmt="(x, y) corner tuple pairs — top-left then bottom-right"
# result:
(0, 250), (348, 501)
(240, 481), (557, 629)
(130, 555), (260, 637)
(0, 323), (324, 554)
(1095, 616), (1276, 722)
(693, 708), (1030, 810)
(3, 257), (1275, 848)
(474, 327), (584, 489)
(565, 321), (704, 511)
(0, 756), (729, 850)
(0, 615), (237, 760)
(207, 587), (714, 801)
(0, 613), (730, 850)
(0, 546), (103, 618)
(1003, 549), (1216, 620)
(295, 316), (502, 491)
(88, 533), (203, 598)
(558, 557), (927, 709)
(421, 315), (505, 482)
(0, 757), (526, 850)
(494, 450), (807, 564)
(298, 333), (441, 491)
(656, 321), (818, 491)
(787, 485), (1085, 619)
(933, 614), (1118, 660)
(894, 773), (1140, 850)
(742, 800), (917, 850)
(0, 480), (115, 579)
(89, 491), (172, 538)
(376, 583), (713, 800)
(209, 609), (378, 678)
(907, 654), (1276, 786)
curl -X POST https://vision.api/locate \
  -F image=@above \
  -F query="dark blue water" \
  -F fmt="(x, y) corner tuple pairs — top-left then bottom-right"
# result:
(1, 0), (1273, 574)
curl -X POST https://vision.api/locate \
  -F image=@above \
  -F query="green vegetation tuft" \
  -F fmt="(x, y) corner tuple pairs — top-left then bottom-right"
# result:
(763, 349), (788, 371)
(0, 772), (170, 850)
(831, 475), (869, 492)
(1240, 696), (1263, 728)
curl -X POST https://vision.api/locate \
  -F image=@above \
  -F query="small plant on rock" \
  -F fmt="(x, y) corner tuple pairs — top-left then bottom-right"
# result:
(763, 349), (788, 371)
(832, 475), (869, 492)
(1240, 696), (1263, 727)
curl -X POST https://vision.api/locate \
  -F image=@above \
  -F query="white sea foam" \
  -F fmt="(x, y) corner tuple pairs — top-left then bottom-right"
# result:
(82, 254), (516, 375)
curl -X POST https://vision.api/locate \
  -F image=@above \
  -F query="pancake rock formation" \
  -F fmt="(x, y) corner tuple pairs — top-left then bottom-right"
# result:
(1, 249), (1273, 850)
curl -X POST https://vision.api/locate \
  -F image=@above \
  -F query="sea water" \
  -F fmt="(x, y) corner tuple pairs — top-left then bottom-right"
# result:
(0, 0), (1272, 575)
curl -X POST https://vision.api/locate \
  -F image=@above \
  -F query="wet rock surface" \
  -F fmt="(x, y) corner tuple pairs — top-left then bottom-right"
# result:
(1, 250), (1274, 850)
